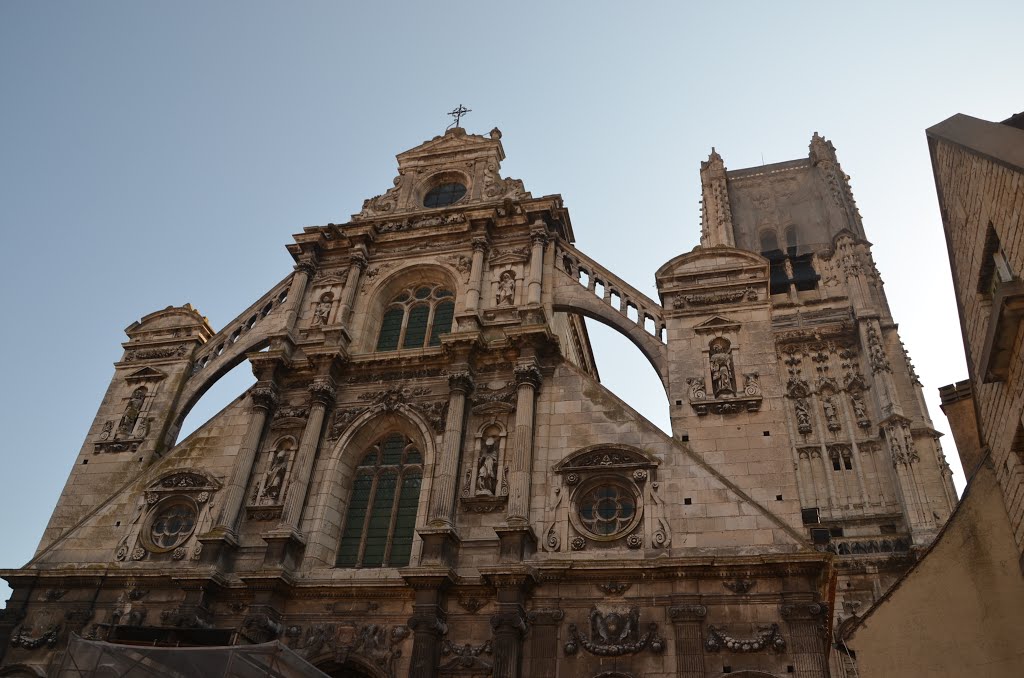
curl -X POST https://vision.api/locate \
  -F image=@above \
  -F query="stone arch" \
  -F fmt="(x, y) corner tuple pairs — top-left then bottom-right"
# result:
(353, 263), (461, 354)
(313, 654), (387, 678)
(167, 333), (271, 449)
(301, 406), (439, 569)
(551, 286), (668, 392)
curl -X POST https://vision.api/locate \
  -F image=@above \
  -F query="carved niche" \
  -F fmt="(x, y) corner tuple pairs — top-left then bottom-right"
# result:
(114, 471), (219, 564)
(247, 436), (296, 521)
(461, 418), (509, 513)
(688, 320), (763, 415)
(551, 446), (667, 551)
(97, 380), (158, 453)
(311, 291), (335, 327)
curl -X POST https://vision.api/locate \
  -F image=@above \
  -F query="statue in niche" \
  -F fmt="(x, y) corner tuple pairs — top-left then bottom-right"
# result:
(496, 271), (515, 306)
(795, 398), (812, 433)
(312, 292), (333, 326)
(822, 395), (841, 431)
(118, 387), (147, 435)
(476, 436), (499, 496)
(850, 391), (870, 427)
(260, 447), (290, 503)
(709, 338), (735, 397)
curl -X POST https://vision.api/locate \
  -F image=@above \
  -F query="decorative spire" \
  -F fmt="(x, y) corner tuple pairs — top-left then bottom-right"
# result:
(809, 132), (837, 165)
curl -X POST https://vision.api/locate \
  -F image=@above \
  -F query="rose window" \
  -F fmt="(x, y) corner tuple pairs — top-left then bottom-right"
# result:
(146, 499), (198, 552)
(577, 483), (639, 538)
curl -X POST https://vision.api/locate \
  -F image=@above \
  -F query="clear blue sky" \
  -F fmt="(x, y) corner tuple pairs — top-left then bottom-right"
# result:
(2, 2), (1021, 604)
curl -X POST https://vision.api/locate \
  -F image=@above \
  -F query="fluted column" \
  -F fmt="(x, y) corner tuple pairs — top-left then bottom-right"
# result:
(465, 237), (489, 312)
(214, 383), (277, 535)
(284, 257), (317, 330)
(781, 602), (829, 678)
(507, 363), (541, 526)
(338, 248), (368, 326)
(526, 226), (546, 306)
(427, 371), (474, 526)
(491, 605), (528, 678)
(668, 604), (707, 678)
(278, 377), (336, 532)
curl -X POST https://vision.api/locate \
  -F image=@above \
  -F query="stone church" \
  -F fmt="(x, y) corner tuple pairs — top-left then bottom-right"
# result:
(0, 124), (957, 678)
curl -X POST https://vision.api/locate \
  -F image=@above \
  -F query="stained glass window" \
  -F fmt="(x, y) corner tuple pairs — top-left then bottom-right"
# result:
(375, 283), (455, 351)
(336, 433), (423, 568)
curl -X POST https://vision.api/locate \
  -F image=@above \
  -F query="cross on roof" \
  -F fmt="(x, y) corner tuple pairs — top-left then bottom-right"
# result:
(446, 104), (471, 130)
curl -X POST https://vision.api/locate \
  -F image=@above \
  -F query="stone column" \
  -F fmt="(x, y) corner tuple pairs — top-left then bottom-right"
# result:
(213, 383), (278, 536)
(482, 570), (534, 678)
(668, 604), (707, 678)
(285, 258), (317, 330)
(506, 363), (541, 526)
(465, 237), (489, 312)
(781, 602), (829, 678)
(262, 377), (334, 570)
(526, 226), (547, 306)
(338, 248), (368, 326)
(525, 608), (564, 678)
(427, 371), (473, 527)
(406, 580), (450, 678)
(278, 377), (335, 531)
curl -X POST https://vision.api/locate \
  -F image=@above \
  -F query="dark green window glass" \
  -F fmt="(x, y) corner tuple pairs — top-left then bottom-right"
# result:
(336, 433), (423, 569)
(389, 472), (422, 566)
(362, 472), (397, 568)
(376, 285), (456, 353)
(381, 433), (405, 465)
(403, 304), (430, 348)
(336, 474), (373, 567)
(428, 300), (454, 347)
(376, 307), (403, 351)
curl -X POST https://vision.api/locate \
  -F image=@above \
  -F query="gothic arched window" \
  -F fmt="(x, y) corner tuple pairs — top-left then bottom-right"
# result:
(336, 433), (423, 568)
(376, 284), (455, 351)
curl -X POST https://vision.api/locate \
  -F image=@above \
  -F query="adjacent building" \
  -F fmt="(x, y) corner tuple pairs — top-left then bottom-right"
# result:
(843, 112), (1024, 678)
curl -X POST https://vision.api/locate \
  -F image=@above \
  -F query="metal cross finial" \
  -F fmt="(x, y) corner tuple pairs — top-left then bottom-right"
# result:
(446, 104), (471, 130)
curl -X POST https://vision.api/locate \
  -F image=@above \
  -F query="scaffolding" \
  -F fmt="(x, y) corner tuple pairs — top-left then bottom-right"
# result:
(55, 634), (330, 678)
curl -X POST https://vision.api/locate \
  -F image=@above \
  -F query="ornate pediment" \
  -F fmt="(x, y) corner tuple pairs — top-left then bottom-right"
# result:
(692, 315), (742, 334)
(125, 366), (166, 383)
(555, 445), (658, 472)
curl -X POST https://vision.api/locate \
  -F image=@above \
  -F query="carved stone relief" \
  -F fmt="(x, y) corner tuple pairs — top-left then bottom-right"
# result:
(563, 607), (664, 656)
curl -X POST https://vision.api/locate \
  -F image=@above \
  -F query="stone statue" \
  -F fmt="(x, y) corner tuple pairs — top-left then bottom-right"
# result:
(851, 392), (869, 425)
(795, 398), (812, 433)
(822, 396), (841, 431)
(260, 448), (290, 502)
(496, 271), (515, 306)
(118, 387), (146, 435)
(709, 339), (735, 397)
(312, 292), (333, 326)
(476, 437), (498, 496)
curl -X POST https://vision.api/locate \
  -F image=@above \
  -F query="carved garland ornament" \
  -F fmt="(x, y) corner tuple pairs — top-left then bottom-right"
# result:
(563, 608), (664, 657)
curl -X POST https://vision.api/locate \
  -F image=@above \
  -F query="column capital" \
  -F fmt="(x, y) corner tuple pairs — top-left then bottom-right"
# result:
(525, 608), (564, 626)
(250, 384), (279, 412)
(448, 371), (475, 396)
(514, 364), (542, 390)
(529, 228), (548, 246)
(490, 607), (528, 636)
(349, 250), (368, 270)
(308, 377), (337, 406)
(471, 236), (491, 253)
(780, 601), (828, 621)
(668, 604), (707, 622)
(293, 258), (317, 277)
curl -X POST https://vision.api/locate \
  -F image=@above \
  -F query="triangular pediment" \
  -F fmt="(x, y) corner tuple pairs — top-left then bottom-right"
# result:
(693, 315), (742, 333)
(125, 366), (167, 382)
(397, 127), (505, 164)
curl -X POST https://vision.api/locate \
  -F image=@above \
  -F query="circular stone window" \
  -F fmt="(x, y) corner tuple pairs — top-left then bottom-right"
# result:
(423, 182), (467, 208)
(144, 498), (198, 553)
(573, 480), (642, 541)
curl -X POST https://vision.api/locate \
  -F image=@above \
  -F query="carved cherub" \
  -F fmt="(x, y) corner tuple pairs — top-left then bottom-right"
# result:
(496, 271), (515, 306)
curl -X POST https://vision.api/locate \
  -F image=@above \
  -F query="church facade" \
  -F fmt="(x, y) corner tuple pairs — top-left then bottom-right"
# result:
(0, 125), (956, 678)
